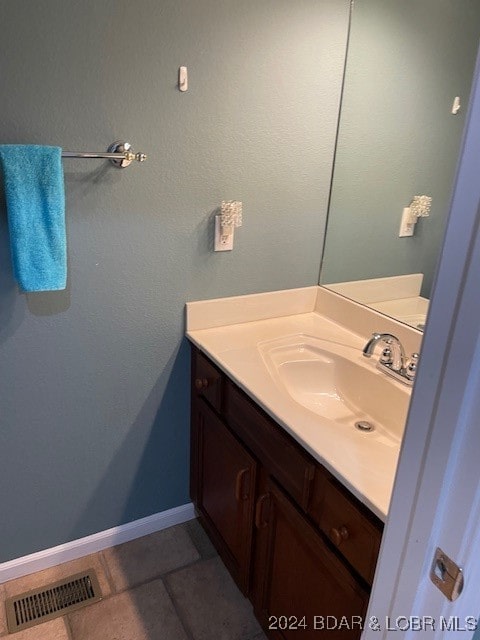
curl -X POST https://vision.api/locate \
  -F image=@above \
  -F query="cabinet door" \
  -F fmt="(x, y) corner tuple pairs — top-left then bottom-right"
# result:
(192, 399), (257, 593)
(253, 477), (368, 640)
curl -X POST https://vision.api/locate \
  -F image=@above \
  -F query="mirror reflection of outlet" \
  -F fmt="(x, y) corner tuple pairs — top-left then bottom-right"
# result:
(399, 207), (415, 237)
(214, 215), (234, 251)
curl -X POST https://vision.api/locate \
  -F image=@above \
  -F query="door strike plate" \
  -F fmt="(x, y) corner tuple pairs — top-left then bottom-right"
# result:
(430, 547), (464, 601)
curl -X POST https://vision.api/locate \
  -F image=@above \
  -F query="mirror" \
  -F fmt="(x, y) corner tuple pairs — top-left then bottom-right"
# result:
(320, 0), (480, 330)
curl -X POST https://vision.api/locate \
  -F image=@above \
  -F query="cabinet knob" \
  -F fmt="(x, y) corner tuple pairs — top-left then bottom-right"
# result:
(330, 525), (349, 547)
(194, 377), (209, 390)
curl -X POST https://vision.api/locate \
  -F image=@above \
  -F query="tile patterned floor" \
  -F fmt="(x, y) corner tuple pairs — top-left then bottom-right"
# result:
(0, 520), (266, 640)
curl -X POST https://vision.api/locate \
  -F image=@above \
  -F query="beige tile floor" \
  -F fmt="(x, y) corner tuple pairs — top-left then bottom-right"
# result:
(0, 520), (267, 640)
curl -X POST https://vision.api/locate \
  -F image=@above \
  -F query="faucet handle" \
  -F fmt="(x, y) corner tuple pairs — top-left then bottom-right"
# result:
(405, 353), (420, 381)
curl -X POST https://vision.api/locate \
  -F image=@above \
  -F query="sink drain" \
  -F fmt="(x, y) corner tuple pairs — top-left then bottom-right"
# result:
(355, 420), (375, 432)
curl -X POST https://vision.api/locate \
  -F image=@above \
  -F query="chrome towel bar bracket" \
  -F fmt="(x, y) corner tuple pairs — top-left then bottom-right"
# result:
(61, 141), (147, 168)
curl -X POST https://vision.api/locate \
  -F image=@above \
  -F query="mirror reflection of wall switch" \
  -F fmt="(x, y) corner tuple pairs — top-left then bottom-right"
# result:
(178, 66), (188, 92)
(214, 214), (234, 251)
(399, 207), (415, 237)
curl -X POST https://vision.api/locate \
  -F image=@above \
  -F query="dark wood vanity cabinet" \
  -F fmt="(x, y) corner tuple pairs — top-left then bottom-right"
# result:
(190, 347), (383, 638)
(253, 474), (369, 640)
(191, 398), (257, 592)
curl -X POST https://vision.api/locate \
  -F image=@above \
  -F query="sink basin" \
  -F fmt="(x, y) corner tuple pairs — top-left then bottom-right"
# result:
(259, 334), (410, 443)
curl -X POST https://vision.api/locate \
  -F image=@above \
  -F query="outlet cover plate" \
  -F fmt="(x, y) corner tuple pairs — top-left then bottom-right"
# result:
(214, 215), (234, 251)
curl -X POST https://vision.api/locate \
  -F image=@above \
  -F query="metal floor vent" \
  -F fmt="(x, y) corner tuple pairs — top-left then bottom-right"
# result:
(5, 569), (102, 633)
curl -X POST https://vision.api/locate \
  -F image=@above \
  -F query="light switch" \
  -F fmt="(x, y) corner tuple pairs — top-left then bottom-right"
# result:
(179, 66), (188, 92)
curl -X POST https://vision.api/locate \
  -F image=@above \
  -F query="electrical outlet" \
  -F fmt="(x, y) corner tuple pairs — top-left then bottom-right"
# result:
(399, 207), (415, 237)
(214, 215), (234, 251)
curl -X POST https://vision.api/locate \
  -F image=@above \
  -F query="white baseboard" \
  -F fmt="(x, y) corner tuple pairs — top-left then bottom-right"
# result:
(0, 502), (196, 585)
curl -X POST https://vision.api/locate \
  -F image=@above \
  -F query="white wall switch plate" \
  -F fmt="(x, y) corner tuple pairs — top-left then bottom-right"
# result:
(178, 66), (188, 92)
(451, 96), (461, 115)
(214, 214), (234, 251)
(399, 207), (415, 237)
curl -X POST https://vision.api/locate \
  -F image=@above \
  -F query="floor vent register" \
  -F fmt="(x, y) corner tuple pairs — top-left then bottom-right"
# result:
(5, 570), (102, 632)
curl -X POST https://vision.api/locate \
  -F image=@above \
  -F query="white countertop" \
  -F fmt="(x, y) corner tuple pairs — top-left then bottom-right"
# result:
(187, 303), (412, 522)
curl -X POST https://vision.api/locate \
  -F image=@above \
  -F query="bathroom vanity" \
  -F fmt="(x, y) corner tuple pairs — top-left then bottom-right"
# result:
(187, 286), (419, 639)
(191, 347), (381, 639)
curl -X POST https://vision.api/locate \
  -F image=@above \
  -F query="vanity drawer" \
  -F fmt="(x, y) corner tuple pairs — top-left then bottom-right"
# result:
(315, 476), (382, 585)
(225, 381), (315, 510)
(192, 350), (224, 414)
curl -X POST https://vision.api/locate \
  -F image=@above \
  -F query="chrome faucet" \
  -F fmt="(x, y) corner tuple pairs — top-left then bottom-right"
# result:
(362, 332), (419, 386)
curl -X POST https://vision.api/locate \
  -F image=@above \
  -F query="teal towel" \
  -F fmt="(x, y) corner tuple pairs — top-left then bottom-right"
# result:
(0, 144), (66, 292)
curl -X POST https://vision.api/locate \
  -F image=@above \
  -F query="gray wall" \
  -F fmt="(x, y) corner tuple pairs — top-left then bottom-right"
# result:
(0, 0), (349, 562)
(321, 0), (480, 297)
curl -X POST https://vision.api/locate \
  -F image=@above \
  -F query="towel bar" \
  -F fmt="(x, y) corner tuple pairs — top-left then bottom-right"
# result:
(62, 141), (146, 168)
